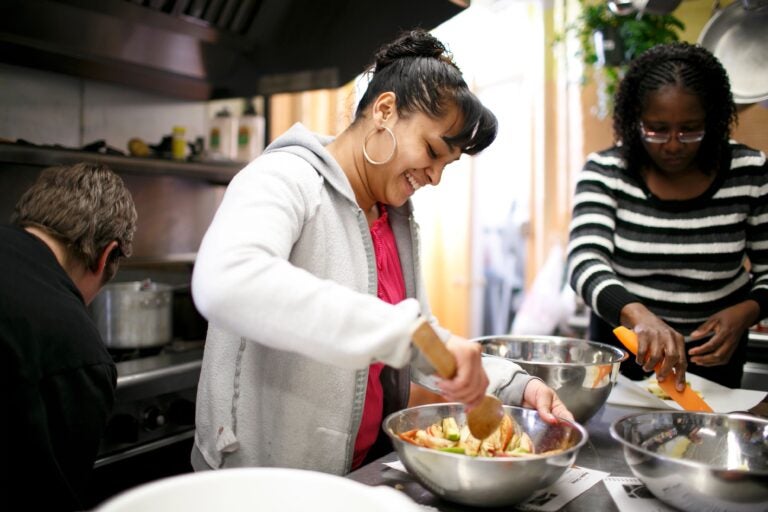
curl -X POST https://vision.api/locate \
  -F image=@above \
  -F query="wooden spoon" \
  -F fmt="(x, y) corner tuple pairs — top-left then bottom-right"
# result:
(411, 318), (504, 440)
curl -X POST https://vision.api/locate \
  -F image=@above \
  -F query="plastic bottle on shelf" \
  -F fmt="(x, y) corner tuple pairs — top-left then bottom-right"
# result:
(208, 107), (237, 160)
(237, 99), (265, 163)
(171, 125), (187, 160)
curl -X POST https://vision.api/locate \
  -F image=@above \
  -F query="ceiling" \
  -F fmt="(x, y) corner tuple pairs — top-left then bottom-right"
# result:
(0, 0), (465, 100)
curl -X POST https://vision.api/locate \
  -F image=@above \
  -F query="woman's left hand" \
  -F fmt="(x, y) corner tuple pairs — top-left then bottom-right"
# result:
(687, 300), (760, 366)
(521, 379), (574, 424)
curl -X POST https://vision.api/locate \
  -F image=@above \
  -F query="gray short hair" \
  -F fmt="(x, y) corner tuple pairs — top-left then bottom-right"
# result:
(12, 162), (137, 276)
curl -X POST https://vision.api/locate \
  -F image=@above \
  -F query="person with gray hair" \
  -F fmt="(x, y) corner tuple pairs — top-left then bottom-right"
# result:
(0, 162), (137, 511)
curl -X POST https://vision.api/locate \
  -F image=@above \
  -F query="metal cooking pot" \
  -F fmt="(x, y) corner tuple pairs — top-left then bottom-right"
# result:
(699, 0), (768, 104)
(90, 280), (173, 349)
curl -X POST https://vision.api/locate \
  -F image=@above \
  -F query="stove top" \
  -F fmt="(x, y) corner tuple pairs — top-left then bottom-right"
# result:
(113, 340), (204, 401)
(97, 340), (204, 466)
(109, 339), (205, 363)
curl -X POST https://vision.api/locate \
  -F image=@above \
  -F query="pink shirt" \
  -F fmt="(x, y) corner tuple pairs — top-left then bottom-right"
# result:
(351, 205), (406, 469)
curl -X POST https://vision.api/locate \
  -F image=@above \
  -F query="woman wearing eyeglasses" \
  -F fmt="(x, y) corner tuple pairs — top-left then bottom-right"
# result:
(566, 42), (768, 389)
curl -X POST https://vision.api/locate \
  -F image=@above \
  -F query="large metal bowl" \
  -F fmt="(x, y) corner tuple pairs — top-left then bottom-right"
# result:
(383, 403), (588, 507)
(610, 411), (768, 512)
(475, 336), (628, 423)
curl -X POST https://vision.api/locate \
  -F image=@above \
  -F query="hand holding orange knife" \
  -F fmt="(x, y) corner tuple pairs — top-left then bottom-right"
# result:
(613, 326), (713, 412)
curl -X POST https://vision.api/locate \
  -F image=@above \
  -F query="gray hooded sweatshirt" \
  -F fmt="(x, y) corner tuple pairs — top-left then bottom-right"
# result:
(191, 123), (533, 475)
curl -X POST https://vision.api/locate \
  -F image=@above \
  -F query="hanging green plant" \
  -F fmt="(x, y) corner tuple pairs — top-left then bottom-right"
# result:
(555, 0), (685, 117)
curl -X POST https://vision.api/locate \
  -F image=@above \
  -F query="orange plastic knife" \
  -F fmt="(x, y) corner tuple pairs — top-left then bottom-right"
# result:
(613, 326), (713, 412)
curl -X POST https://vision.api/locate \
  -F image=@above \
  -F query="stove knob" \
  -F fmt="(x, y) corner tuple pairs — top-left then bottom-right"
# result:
(142, 406), (166, 431)
(105, 414), (139, 444)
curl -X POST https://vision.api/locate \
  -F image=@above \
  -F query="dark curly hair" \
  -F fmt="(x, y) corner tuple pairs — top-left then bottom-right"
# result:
(354, 29), (497, 156)
(613, 42), (737, 176)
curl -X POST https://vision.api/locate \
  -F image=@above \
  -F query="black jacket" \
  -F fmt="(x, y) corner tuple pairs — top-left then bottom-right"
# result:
(0, 225), (116, 511)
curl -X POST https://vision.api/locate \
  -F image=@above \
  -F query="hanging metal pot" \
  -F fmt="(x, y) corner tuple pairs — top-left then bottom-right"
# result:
(606, 0), (682, 16)
(699, 0), (768, 104)
(631, 0), (682, 15)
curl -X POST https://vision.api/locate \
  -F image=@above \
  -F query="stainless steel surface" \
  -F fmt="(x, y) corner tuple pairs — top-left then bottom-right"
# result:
(749, 330), (768, 350)
(698, 0), (768, 104)
(382, 403), (588, 507)
(91, 281), (174, 349)
(113, 344), (204, 400)
(96, 344), (203, 466)
(610, 411), (768, 512)
(476, 336), (628, 423)
(94, 430), (194, 468)
(744, 362), (768, 392)
(744, 331), (768, 392)
(0, 0), (464, 100)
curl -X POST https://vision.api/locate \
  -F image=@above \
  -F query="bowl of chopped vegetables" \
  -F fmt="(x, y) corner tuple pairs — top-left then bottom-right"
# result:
(383, 403), (588, 507)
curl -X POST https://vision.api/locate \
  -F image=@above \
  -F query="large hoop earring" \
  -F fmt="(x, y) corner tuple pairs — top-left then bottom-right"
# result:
(362, 126), (397, 165)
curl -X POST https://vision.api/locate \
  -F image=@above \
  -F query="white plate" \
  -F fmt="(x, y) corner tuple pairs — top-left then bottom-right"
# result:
(95, 467), (422, 512)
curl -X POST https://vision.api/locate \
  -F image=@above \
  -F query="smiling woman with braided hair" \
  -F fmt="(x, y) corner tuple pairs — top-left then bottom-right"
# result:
(567, 42), (768, 390)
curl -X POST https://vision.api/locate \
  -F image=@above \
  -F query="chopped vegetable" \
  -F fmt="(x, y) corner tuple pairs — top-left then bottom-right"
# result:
(395, 413), (547, 458)
(442, 417), (460, 441)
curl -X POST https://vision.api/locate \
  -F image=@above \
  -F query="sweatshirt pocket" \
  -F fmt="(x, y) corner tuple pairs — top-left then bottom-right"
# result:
(310, 427), (351, 475)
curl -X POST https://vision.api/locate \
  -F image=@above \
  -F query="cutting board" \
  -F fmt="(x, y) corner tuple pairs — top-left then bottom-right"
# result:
(608, 373), (766, 412)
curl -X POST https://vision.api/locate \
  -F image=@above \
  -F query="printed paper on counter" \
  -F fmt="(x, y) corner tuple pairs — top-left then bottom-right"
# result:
(516, 466), (609, 512)
(385, 460), (608, 512)
(604, 476), (677, 512)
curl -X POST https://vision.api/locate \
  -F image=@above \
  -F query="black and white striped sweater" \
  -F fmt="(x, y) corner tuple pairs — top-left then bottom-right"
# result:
(566, 141), (768, 334)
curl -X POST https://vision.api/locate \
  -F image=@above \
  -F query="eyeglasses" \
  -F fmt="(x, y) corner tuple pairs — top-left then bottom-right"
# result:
(639, 123), (706, 144)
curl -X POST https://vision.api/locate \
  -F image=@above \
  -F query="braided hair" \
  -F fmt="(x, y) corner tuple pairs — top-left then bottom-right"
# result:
(355, 29), (497, 156)
(613, 42), (737, 176)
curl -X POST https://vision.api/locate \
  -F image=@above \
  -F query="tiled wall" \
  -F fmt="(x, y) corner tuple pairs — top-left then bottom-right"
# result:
(0, 63), (244, 263)
(0, 63), (246, 154)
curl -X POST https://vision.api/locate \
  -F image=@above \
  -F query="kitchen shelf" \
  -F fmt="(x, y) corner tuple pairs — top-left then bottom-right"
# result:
(0, 142), (241, 185)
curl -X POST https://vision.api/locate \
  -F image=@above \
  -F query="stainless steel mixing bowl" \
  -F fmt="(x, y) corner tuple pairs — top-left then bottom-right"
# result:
(383, 403), (588, 507)
(610, 411), (768, 512)
(476, 335), (628, 423)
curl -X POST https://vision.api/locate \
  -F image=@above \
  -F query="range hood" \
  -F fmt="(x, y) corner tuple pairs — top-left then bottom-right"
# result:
(0, 0), (465, 100)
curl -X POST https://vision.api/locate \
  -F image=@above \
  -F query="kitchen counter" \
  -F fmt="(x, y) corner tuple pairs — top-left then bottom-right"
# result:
(348, 399), (768, 511)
